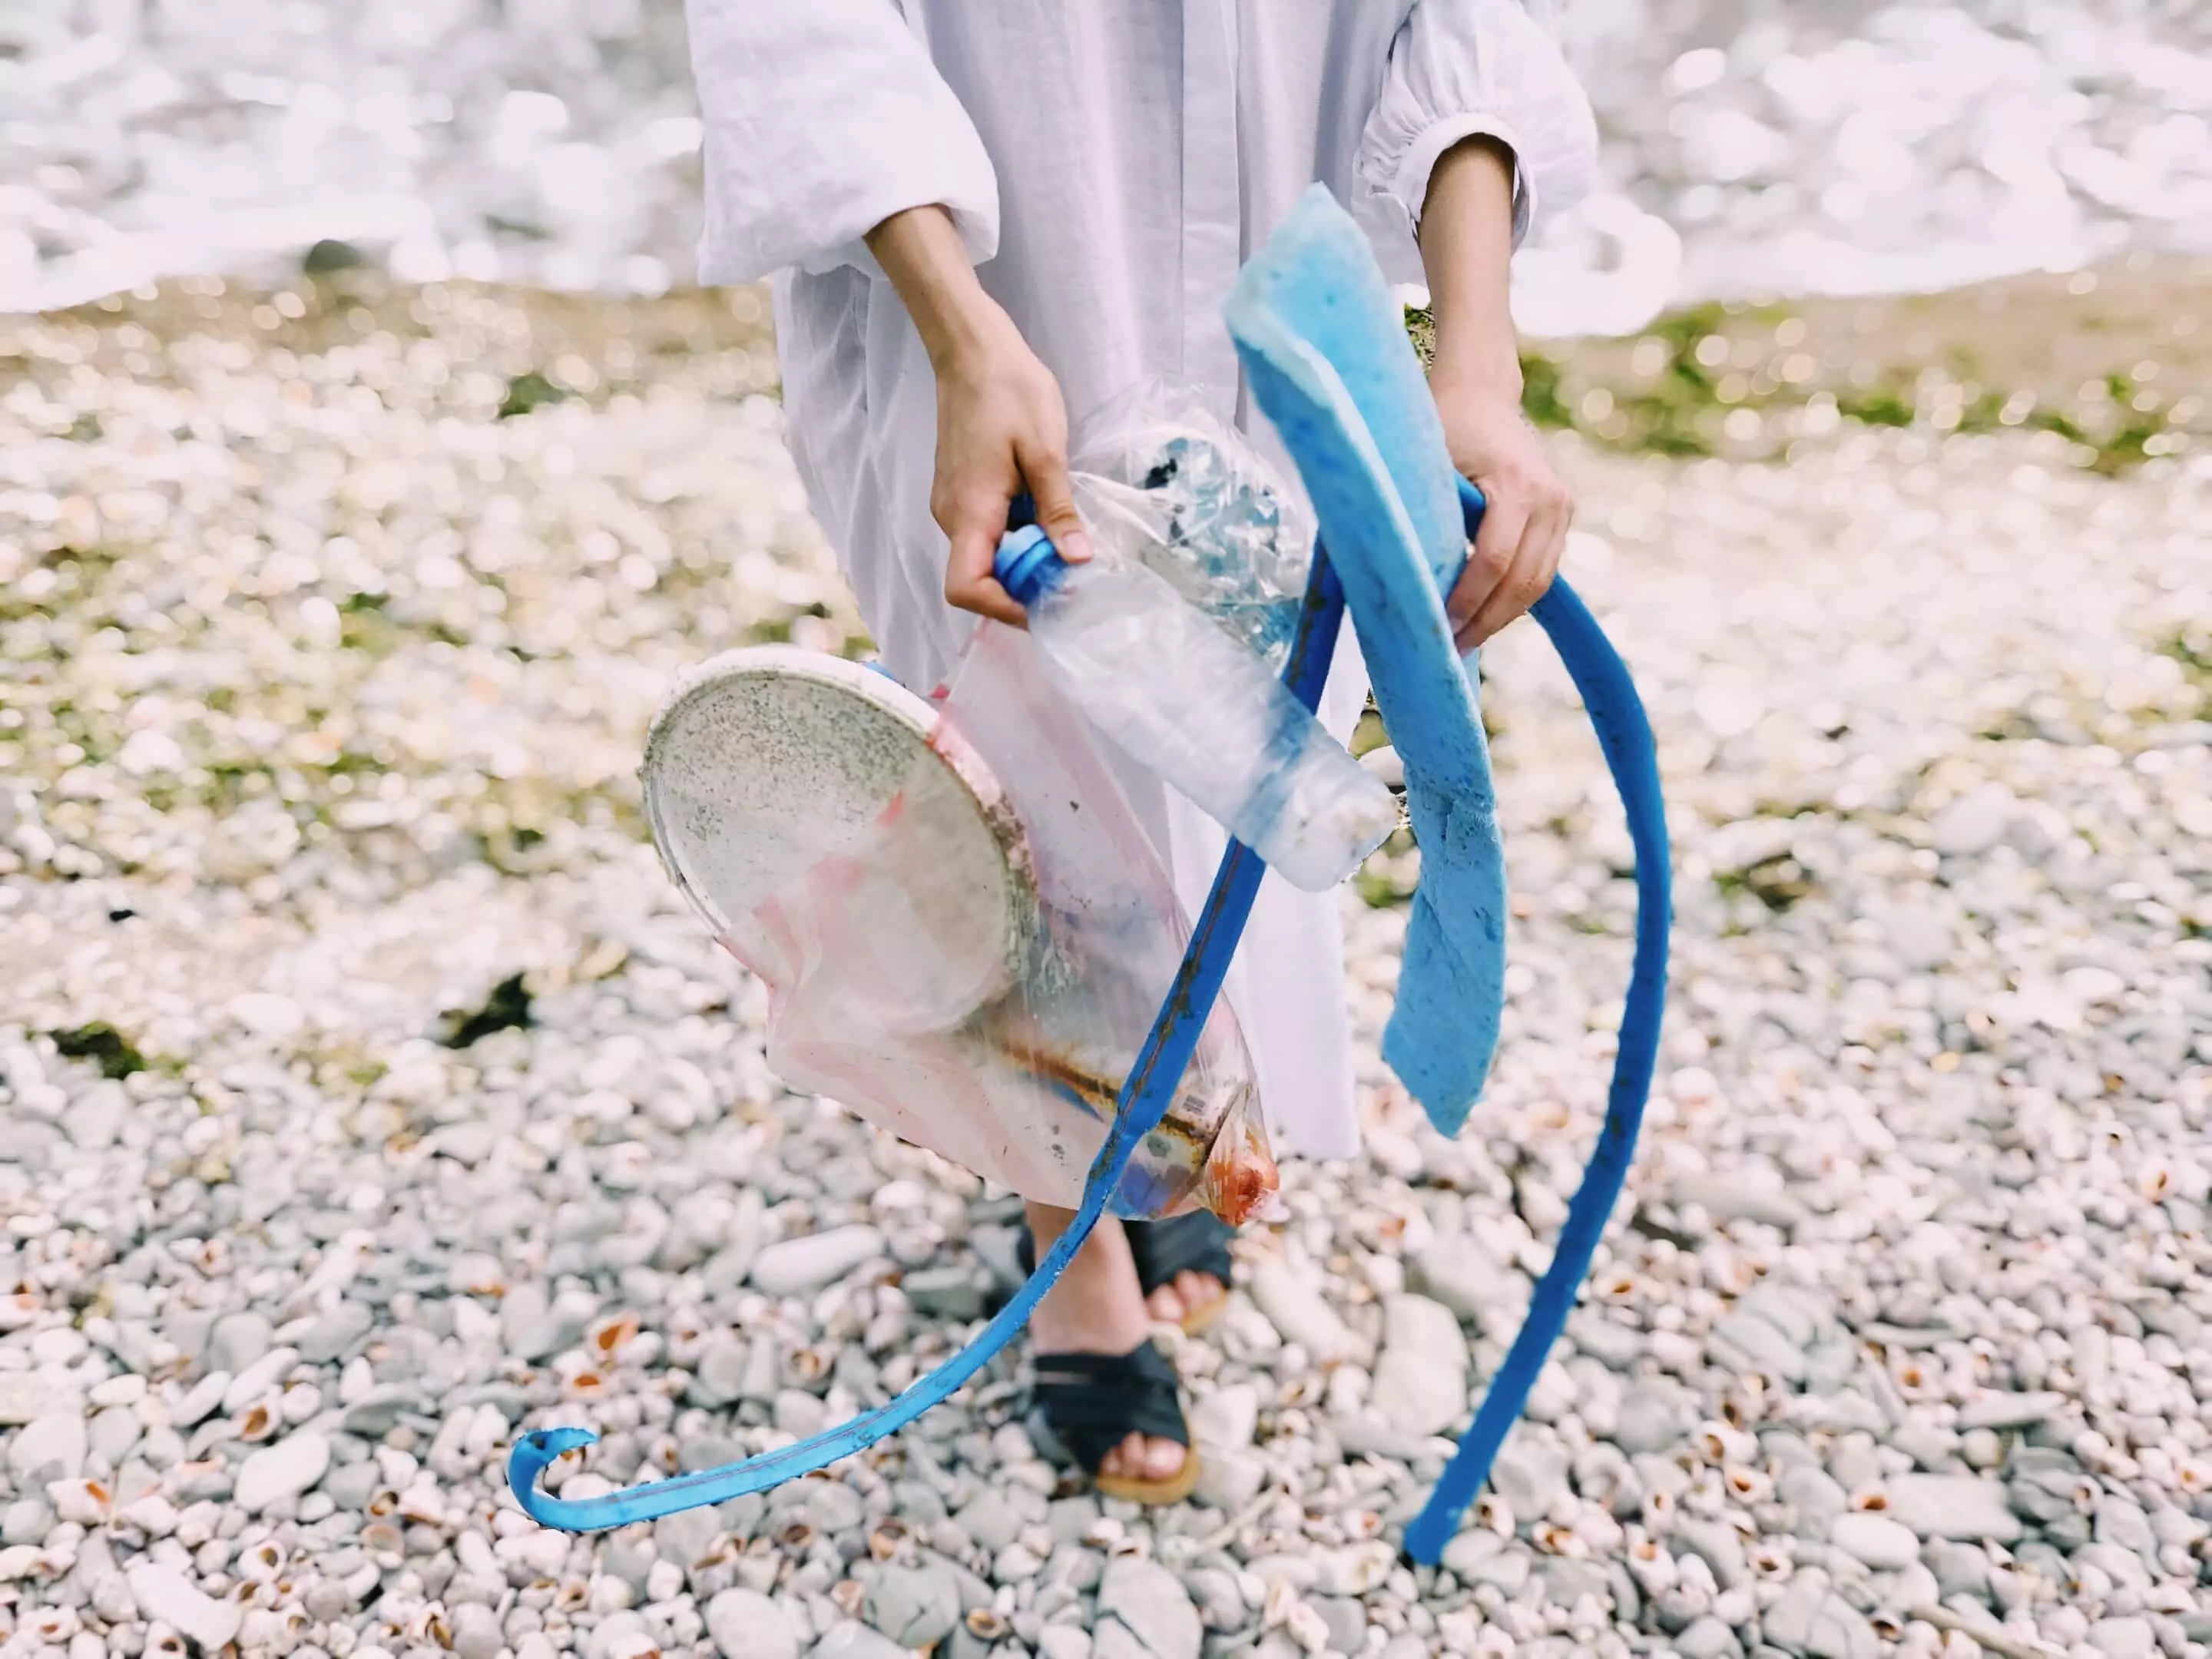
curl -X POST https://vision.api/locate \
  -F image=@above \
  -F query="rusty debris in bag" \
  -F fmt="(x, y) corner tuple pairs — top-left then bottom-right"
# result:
(641, 635), (1280, 1222)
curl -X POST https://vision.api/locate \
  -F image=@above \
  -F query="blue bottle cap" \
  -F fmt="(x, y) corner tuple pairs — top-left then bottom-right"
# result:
(993, 523), (1066, 607)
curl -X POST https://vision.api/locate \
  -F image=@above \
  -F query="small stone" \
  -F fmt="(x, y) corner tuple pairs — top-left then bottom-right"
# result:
(1673, 1617), (1744, 1659)
(2085, 1615), (2157, 1659)
(1929, 784), (2017, 857)
(2, 1500), (52, 1546)
(1194, 1449), (1263, 1511)
(171, 1373), (230, 1427)
(1313, 1541), (1393, 1597)
(1250, 1263), (1360, 1364)
(1611, 1380), (1695, 1455)
(705, 1588), (799, 1659)
(0, 1375), (78, 1426)
(748, 1225), (886, 1297)
(1707, 1310), (1807, 1381)
(1439, 1532), (1502, 1580)
(1538, 1556), (1610, 1609)
(207, 1310), (275, 1374)
(234, 1431), (330, 1512)
(1879, 1475), (2022, 1542)
(1760, 1572), (1879, 1659)
(803, 1479), (866, 1535)
(1668, 1174), (1806, 1230)
(127, 1562), (243, 1651)
(811, 1621), (911, 1659)
(339, 1386), (423, 1437)
(865, 1563), (959, 1647)
(1923, 1540), (1988, 1602)
(901, 1265), (989, 1322)
(1668, 1518), (1749, 1591)
(1954, 1391), (2065, 1431)
(323, 1462), (380, 1510)
(1096, 1555), (1202, 1659)
(1827, 1512), (1919, 1571)
(1779, 1463), (1848, 1536)
(1038, 1629), (1093, 1659)
(296, 1301), (375, 1364)
(1369, 1294), (1465, 1435)
(8, 1410), (88, 1481)
(654, 1505), (721, 1570)
(955, 1488), (1024, 1554)
(450, 1601), (504, 1659)
(690, 1335), (750, 1406)
(1308, 1594), (1366, 1654)
(1190, 1382), (1259, 1451)
(1491, 1439), (1571, 1519)
(501, 1282), (592, 1362)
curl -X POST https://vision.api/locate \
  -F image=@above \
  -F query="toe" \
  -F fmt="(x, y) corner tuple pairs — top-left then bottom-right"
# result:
(1100, 1432), (1148, 1483)
(1142, 1435), (1189, 1482)
(1175, 1269), (1224, 1313)
(1145, 1283), (1186, 1324)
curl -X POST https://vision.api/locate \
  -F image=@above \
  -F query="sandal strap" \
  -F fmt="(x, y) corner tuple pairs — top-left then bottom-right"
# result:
(1031, 1344), (1190, 1474)
(1124, 1212), (1234, 1298)
(1016, 1214), (1235, 1301)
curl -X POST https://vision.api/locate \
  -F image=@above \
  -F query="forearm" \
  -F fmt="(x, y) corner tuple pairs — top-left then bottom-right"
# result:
(1416, 137), (1522, 399)
(864, 204), (1002, 371)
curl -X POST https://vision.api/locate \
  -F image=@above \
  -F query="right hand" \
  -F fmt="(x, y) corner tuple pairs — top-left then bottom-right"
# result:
(863, 205), (1089, 628)
(928, 303), (1091, 626)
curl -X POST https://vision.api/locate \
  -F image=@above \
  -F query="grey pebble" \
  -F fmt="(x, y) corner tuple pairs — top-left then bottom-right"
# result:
(207, 1310), (275, 1374)
(1760, 1572), (1879, 1659)
(1674, 1617), (1746, 1659)
(863, 1562), (959, 1649)
(705, 1588), (798, 1659)
(690, 1334), (749, 1406)
(1307, 1594), (1366, 1653)
(748, 1225), (886, 1298)
(1610, 1380), (1696, 1455)
(8, 1410), (87, 1482)
(1095, 1555), (1202, 1659)
(1490, 1438), (1571, 1519)
(955, 1488), (1024, 1554)
(1669, 1518), (1750, 1591)
(1879, 1475), (2022, 1541)
(449, 1601), (503, 1659)
(811, 1618), (913, 1659)
(296, 1300), (375, 1364)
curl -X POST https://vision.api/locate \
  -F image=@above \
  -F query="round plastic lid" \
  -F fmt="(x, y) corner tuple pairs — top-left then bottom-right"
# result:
(641, 645), (1028, 1015)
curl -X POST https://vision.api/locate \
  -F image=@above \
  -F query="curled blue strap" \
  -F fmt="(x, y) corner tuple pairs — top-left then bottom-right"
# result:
(506, 559), (1349, 1530)
(1401, 478), (1671, 1564)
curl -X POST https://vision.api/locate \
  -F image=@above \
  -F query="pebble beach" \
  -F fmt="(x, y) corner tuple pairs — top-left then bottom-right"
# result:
(3, 264), (2210, 1659)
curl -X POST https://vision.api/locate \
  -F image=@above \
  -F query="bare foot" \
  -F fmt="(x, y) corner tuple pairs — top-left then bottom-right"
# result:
(1025, 1203), (1190, 1486)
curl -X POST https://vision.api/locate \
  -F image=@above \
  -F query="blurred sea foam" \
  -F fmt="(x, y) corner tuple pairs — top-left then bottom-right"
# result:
(4, 0), (2208, 334)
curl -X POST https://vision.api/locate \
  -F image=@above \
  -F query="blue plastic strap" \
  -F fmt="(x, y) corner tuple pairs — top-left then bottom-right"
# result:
(509, 482), (1668, 1561)
(505, 558), (1349, 1530)
(1401, 478), (1672, 1563)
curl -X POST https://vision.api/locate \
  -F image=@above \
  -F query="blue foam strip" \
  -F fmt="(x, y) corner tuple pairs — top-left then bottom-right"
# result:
(1223, 184), (1507, 1137)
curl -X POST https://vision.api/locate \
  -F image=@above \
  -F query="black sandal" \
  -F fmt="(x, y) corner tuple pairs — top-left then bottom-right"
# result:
(1031, 1343), (1200, 1505)
(1015, 1213), (1235, 1334)
(1125, 1213), (1235, 1334)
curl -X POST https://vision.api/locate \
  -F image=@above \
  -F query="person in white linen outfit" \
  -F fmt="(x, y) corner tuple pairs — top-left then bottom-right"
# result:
(684, 0), (1598, 1497)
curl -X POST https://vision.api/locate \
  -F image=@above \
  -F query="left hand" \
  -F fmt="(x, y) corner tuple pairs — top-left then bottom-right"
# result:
(1431, 374), (1573, 651)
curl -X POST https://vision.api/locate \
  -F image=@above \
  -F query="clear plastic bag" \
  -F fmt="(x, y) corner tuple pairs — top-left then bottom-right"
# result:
(1068, 386), (1316, 670)
(646, 633), (1278, 1224)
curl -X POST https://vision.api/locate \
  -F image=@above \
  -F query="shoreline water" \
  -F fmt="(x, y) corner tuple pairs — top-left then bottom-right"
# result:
(8, 3), (2210, 333)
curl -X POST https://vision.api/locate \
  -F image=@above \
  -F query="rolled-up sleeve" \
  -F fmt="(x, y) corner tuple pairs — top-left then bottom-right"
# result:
(685, 0), (1000, 284)
(1355, 0), (1599, 252)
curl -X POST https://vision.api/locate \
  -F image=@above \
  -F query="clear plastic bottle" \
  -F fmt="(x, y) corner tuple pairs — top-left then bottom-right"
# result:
(995, 525), (1396, 892)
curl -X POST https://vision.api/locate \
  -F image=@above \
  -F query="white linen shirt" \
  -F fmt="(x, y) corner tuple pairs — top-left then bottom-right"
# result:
(686, 0), (1597, 1161)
